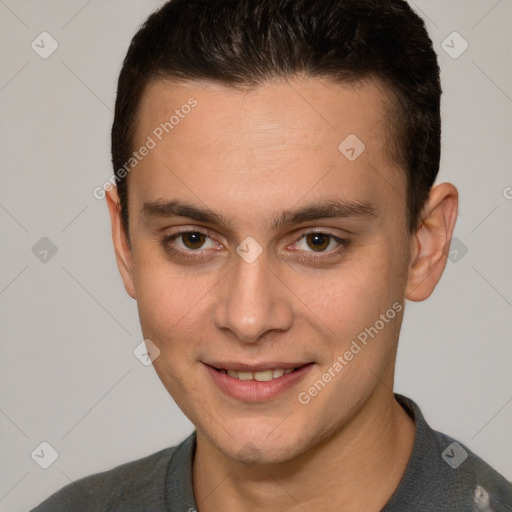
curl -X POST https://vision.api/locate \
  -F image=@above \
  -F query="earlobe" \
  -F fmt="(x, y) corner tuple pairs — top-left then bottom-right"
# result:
(405, 183), (458, 302)
(105, 187), (137, 300)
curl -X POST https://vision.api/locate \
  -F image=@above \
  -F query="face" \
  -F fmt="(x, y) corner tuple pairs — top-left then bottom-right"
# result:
(110, 76), (417, 464)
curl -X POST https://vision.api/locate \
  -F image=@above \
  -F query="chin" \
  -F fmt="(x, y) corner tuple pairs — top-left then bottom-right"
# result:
(205, 420), (310, 466)
(231, 439), (303, 466)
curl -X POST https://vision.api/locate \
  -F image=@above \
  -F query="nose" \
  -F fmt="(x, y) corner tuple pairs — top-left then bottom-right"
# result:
(212, 251), (294, 344)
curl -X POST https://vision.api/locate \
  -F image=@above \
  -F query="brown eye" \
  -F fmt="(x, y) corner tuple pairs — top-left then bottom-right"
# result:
(161, 229), (220, 258)
(181, 232), (207, 249)
(305, 233), (331, 251)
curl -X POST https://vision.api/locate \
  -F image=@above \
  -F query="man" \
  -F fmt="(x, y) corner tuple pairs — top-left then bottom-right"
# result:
(32, 0), (512, 510)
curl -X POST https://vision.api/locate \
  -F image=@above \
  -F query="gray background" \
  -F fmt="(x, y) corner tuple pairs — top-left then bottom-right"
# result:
(0, 1), (511, 510)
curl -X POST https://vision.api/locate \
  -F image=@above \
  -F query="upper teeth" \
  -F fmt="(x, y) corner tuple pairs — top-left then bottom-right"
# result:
(224, 368), (294, 381)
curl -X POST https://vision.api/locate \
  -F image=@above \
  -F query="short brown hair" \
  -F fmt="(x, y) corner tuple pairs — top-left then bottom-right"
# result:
(111, 0), (441, 238)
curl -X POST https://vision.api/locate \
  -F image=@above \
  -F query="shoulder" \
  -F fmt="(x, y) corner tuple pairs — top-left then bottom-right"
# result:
(30, 434), (194, 512)
(432, 428), (512, 511)
(393, 394), (512, 511)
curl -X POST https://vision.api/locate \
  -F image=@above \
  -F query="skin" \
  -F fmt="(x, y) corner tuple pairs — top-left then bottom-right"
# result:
(106, 76), (458, 511)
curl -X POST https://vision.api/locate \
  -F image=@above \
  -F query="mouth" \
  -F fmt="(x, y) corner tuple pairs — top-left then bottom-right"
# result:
(203, 362), (314, 402)
(210, 366), (302, 381)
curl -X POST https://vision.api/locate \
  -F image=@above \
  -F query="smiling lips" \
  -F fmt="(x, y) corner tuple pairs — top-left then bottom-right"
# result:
(206, 361), (310, 380)
(204, 362), (314, 401)
(217, 367), (295, 381)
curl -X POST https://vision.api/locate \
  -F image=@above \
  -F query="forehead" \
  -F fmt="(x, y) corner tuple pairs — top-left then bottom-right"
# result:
(130, 76), (405, 227)
(136, 76), (393, 148)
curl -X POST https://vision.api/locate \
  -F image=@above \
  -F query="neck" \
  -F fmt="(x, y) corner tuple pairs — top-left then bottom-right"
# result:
(192, 388), (416, 512)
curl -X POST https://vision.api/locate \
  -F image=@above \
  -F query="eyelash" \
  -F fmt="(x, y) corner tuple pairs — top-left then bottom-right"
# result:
(160, 229), (349, 263)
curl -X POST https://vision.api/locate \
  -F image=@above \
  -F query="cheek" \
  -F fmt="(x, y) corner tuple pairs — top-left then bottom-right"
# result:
(131, 246), (215, 353)
(295, 242), (405, 335)
(133, 264), (210, 413)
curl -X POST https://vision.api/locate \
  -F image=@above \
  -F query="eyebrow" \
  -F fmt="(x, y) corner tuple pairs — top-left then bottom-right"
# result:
(141, 198), (377, 230)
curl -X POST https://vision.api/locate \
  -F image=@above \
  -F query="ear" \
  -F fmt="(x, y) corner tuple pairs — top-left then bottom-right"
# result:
(405, 182), (458, 302)
(105, 186), (136, 299)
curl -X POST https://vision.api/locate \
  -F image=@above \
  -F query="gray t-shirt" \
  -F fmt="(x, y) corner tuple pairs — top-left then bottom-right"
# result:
(31, 394), (512, 511)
